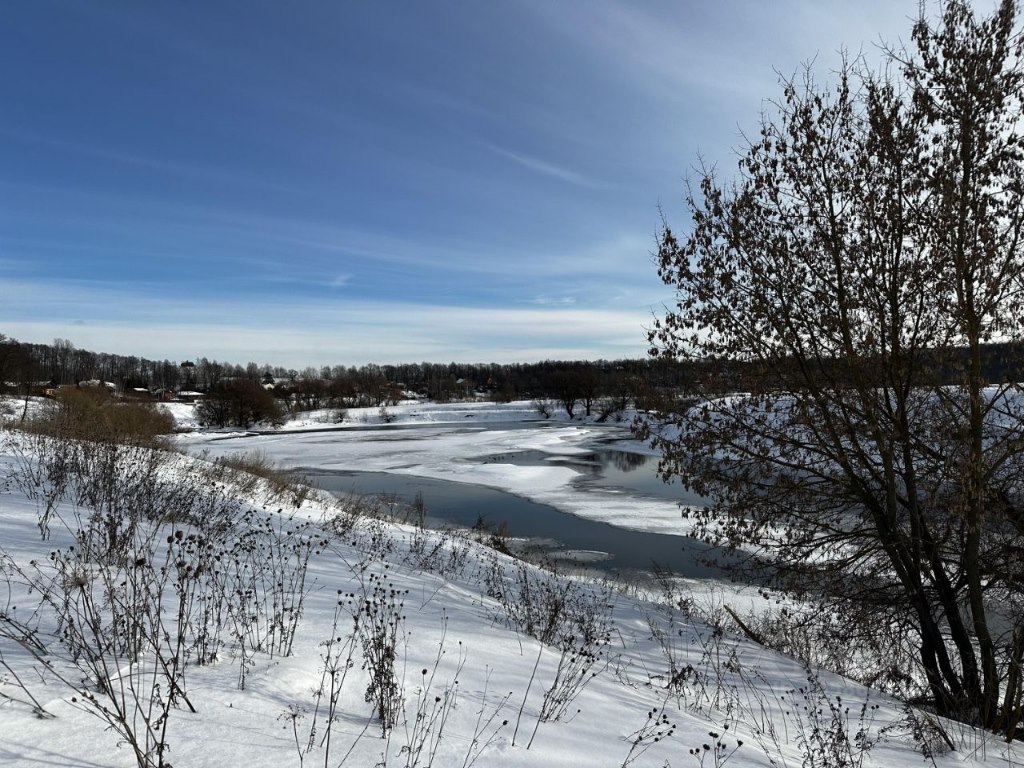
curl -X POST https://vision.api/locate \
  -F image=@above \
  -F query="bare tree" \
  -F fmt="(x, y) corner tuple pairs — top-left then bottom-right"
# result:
(196, 379), (284, 429)
(577, 365), (599, 417)
(52, 337), (75, 384)
(551, 370), (580, 418)
(640, 0), (1024, 738)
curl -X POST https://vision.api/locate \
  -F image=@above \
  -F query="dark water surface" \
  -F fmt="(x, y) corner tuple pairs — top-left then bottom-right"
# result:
(484, 449), (711, 506)
(305, 463), (733, 580)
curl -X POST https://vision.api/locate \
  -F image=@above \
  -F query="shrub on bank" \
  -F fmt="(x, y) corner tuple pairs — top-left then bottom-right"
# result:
(27, 387), (175, 446)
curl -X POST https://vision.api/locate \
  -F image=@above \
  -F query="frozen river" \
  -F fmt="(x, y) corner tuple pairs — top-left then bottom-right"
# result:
(304, 465), (729, 579)
(178, 401), (724, 580)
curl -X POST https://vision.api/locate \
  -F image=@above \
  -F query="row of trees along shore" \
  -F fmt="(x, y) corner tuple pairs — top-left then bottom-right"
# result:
(3, 333), (1022, 409)
(0, 335), (697, 410)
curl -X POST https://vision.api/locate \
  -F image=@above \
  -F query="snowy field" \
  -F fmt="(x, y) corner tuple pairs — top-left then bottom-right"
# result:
(0, 401), (1022, 767)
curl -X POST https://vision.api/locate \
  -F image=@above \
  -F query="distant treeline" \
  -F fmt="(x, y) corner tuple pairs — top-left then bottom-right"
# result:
(2, 334), (1021, 408)
(0, 335), (688, 408)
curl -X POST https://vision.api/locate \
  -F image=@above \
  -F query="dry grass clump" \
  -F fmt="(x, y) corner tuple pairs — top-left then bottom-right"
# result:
(26, 388), (175, 446)
(207, 449), (314, 508)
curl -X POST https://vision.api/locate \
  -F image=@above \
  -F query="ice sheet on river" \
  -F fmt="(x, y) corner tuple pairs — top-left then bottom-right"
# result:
(177, 401), (700, 539)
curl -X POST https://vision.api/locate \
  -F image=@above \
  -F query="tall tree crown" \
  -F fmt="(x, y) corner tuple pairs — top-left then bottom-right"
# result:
(644, 0), (1024, 737)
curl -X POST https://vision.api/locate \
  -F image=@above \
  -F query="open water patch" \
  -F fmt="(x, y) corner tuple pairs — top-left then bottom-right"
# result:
(483, 448), (711, 506)
(305, 469), (734, 581)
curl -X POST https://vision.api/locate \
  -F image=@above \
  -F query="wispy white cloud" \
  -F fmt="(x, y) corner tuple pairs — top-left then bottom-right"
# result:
(529, 296), (576, 307)
(0, 170), (670, 316)
(484, 143), (609, 189)
(329, 274), (352, 289)
(0, 128), (301, 196)
(157, 207), (659, 288)
(0, 278), (652, 366)
(522, 0), (914, 152)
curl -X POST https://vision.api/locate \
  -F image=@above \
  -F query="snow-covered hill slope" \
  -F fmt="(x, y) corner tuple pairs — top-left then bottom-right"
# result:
(0, 428), (1019, 768)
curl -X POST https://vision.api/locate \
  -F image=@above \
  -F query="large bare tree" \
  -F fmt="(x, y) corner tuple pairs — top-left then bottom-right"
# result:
(641, 0), (1024, 737)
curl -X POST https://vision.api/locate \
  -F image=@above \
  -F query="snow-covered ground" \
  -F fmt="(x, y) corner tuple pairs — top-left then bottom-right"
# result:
(1, 426), (1021, 768)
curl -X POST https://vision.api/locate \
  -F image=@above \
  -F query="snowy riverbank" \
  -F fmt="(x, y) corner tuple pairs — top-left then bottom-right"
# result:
(1, 428), (1019, 767)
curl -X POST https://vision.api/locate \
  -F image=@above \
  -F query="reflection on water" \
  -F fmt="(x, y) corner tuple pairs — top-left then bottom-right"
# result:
(568, 450), (651, 473)
(611, 451), (650, 471)
(483, 448), (710, 507)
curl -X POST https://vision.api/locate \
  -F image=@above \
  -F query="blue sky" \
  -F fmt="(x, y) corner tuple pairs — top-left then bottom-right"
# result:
(0, 0), (921, 367)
